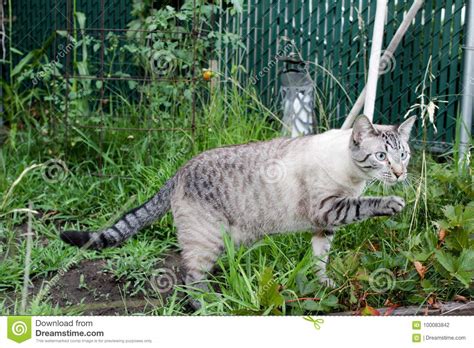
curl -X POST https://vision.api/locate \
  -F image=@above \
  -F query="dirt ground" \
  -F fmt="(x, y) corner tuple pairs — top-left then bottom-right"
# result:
(29, 252), (187, 315)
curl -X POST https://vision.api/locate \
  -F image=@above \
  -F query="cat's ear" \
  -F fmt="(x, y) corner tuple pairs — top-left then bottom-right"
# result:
(397, 116), (416, 142)
(352, 115), (377, 145)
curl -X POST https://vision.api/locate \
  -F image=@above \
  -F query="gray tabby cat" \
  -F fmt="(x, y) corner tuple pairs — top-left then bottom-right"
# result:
(61, 115), (416, 301)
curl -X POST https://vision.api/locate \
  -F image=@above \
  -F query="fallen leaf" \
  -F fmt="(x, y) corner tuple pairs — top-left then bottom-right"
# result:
(368, 240), (378, 252)
(384, 304), (400, 316)
(427, 296), (440, 309)
(438, 229), (446, 242)
(361, 305), (380, 316)
(453, 294), (468, 303)
(414, 261), (426, 279)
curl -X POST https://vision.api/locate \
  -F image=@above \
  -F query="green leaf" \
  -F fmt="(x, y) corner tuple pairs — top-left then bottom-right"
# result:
(435, 250), (456, 273)
(11, 51), (36, 77)
(301, 300), (324, 311)
(299, 294), (338, 312)
(229, 0), (244, 13)
(295, 272), (307, 294)
(361, 305), (380, 316)
(56, 30), (69, 37)
(258, 267), (284, 308)
(453, 270), (473, 288)
(321, 294), (338, 307)
(445, 229), (470, 251)
(421, 279), (434, 291)
(76, 62), (89, 76)
(414, 251), (432, 262)
(458, 249), (474, 272)
(75, 12), (86, 30)
(10, 47), (23, 55)
(443, 205), (456, 221)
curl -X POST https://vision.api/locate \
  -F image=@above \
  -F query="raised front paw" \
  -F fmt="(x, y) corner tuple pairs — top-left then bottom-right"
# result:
(379, 196), (405, 216)
(318, 273), (337, 288)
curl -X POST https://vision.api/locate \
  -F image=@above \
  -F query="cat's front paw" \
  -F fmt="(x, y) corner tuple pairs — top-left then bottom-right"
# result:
(318, 273), (337, 288)
(380, 196), (405, 215)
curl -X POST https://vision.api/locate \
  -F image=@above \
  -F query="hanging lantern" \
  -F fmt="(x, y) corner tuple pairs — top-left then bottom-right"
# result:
(279, 56), (315, 137)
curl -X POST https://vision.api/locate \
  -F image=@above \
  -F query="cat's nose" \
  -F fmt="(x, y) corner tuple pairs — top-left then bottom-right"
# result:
(393, 171), (403, 178)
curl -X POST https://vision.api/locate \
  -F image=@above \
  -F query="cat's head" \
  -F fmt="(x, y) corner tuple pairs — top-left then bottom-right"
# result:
(350, 115), (416, 184)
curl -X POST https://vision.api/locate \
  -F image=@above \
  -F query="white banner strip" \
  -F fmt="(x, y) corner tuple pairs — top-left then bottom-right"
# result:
(1, 316), (473, 347)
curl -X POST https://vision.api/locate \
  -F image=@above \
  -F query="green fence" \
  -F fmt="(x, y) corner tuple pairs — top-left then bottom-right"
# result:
(10, 1), (468, 145)
(220, 0), (467, 145)
(12, 0), (132, 57)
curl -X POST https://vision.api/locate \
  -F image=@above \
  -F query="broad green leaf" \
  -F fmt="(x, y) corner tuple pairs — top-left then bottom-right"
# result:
(75, 12), (86, 30)
(453, 270), (473, 288)
(458, 249), (474, 272)
(445, 229), (470, 251)
(443, 205), (456, 222)
(76, 62), (89, 76)
(414, 251), (432, 262)
(435, 250), (456, 273)
(301, 300), (325, 311)
(258, 267), (284, 308)
(421, 279), (434, 291)
(302, 281), (320, 296)
(321, 294), (338, 307)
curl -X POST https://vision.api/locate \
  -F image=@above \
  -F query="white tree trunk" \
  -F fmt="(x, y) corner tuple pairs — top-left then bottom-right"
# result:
(362, 0), (387, 122)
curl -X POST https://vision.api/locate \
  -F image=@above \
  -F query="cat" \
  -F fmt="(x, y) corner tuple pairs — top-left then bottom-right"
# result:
(61, 115), (416, 306)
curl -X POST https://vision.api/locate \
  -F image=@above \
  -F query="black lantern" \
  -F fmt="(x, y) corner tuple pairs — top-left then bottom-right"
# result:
(279, 56), (315, 137)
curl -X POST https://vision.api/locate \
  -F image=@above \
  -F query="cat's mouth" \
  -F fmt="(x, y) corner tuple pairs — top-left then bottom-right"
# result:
(377, 174), (403, 185)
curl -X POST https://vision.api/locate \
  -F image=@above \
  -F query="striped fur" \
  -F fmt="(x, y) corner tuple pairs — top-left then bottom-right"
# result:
(61, 178), (176, 249)
(60, 115), (415, 307)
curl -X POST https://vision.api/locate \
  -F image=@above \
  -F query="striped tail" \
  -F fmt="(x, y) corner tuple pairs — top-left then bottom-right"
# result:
(60, 177), (176, 250)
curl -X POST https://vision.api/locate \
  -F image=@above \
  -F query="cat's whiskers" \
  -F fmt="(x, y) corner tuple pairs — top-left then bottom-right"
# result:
(401, 175), (420, 196)
(362, 178), (377, 194)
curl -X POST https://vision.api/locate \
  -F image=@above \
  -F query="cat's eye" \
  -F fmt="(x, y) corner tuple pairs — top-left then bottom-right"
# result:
(401, 151), (408, 160)
(375, 152), (386, 161)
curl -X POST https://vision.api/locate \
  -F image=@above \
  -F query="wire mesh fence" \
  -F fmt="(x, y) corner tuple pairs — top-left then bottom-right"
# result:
(220, 0), (467, 146)
(4, 0), (471, 149)
(5, 0), (220, 177)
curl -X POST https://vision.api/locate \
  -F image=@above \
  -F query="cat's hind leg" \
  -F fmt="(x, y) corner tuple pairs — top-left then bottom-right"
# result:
(311, 230), (336, 288)
(174, 209), (224, 310)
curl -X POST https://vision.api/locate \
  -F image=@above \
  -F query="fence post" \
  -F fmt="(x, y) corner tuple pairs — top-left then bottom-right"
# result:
(459, 0), (474, 169)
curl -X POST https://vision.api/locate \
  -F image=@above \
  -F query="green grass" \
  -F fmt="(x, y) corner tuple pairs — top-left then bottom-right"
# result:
(0, 85), (473, 316)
